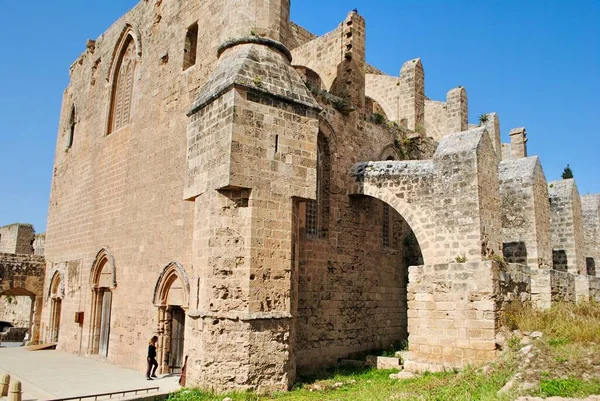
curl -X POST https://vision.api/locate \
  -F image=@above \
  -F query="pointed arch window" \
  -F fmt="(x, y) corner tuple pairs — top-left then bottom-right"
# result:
(108, 36), (138, 134)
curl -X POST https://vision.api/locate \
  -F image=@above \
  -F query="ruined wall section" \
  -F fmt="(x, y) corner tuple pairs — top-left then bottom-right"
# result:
(291, 23), (343, 92)
(481, 113), (501, 163)
(365, 74), (400, 121)
(33, 234), (45, 256)
(424, 100), (447, 142)
(0, 296), (31, 328)
(446, 87), (468, 134)
(43, 0), (227, 370)
(288, 22), (316, 50)
(548, 180), (586, 275)
(499, 157), (551, 267)
(397, 59), (425, 132)
(582, 194), (600, 276)
(0, 224), (35, 255)
(0, 253), (45, 342)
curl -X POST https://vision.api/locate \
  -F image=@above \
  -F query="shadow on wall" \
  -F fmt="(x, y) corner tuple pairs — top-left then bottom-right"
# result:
(503, 241), (527, 265)
(587, 258), (596, 276)
(553, 250), (568, 273)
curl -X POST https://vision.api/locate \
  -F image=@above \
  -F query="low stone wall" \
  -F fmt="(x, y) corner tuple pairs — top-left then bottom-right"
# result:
(550, 270), (576, 302)
(0, 295), (32, 328)
(498, 263), (531, 307)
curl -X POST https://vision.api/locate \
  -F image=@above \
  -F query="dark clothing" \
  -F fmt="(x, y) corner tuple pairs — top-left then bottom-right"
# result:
(146, 357), (158, 378)
(146, 344), (158, 378)
(148, 344), (157, 359)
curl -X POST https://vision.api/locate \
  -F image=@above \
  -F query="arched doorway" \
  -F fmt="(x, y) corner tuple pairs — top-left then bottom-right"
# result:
(88, 248), (116, 357)
(153, 262), (190, 374)
(48, 271), (64, 342)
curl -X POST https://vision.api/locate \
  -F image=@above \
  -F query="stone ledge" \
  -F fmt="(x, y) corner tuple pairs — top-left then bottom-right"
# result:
(187, 310), (292, 321)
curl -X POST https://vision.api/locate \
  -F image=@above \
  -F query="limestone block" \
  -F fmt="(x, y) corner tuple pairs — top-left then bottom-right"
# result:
(509, 128), (527, 159)
(365, 356), (402, 370)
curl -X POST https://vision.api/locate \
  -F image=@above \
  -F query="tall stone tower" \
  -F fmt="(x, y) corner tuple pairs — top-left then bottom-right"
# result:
(184, 0), (321, 392)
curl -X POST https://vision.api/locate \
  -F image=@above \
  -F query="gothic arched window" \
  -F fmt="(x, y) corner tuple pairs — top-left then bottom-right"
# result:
(108, 36), (137, 134)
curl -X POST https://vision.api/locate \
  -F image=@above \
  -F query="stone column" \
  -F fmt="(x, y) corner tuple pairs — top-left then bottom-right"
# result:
(481, 113), (501, 163)
(398, 59), (425, 132)
(446, 87), (468, 133)
(330, 11), (366, 110)
(509, 127), (527, 159)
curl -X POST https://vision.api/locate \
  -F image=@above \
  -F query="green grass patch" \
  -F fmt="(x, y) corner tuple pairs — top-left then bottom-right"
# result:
(502, 300), (600, 343)
(168, 361), (519, 401)
(540, 378), (600, 397)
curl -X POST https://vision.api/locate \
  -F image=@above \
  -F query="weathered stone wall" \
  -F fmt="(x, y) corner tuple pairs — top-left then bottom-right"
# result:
(590, 276), (600, 301)
(405, 260), (530, 372)
(366, 74), (400, 122)
(33, 234), (45, 256)
(43, 0), (216, 371)
(550, 270), (576, 302)
(398, 59), (425, 132)
(288, 22), (316, 50)
(446, 87), (468, 134)
(499, 157), (551, 268)
(481, 113), (501, 163)
(291, 20), (344, 92)
(423, 100), (447, 142)
(509, 128), (527, 159)
(0, 253), (45, 342)
(582, 194), (600, 276)
(0, 224), (35, 255)
(0, 295), (31, 328)
(548, 180), (586, 275)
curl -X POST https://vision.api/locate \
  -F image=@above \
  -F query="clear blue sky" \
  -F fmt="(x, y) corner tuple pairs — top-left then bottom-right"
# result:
(0, 1), (598, 233)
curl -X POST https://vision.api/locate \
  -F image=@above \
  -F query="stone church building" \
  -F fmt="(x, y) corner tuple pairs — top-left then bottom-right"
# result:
(38, 0), (599, 392)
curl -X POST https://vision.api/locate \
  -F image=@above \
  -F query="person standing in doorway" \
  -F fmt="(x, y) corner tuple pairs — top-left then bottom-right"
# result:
(146, 336), (158, 380)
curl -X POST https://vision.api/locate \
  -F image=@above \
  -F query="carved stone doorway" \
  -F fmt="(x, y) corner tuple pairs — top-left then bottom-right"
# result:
(153, 262), (190, 374)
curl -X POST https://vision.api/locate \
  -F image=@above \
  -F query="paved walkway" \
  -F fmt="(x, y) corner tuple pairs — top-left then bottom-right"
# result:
(0, 346), (180, 400)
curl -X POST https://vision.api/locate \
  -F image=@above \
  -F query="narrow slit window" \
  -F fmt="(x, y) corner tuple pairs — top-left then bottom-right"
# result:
(183, 23), (198, 70)
(67, 105), (76, 149)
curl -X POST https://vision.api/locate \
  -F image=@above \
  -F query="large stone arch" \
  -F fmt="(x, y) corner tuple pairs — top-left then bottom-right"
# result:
(0, 254), (45, 343)
(349, 184), (434, 266)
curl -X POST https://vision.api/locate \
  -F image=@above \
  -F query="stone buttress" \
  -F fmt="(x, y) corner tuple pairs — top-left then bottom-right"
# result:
(183, 0), (321, 392)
